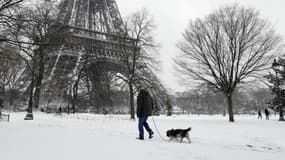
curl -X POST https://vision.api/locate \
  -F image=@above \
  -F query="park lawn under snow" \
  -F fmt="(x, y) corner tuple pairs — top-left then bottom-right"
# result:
(0, 112), (285, 160)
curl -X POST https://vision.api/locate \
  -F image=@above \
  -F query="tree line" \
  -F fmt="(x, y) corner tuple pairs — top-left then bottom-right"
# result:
(174, 88), (272, 115)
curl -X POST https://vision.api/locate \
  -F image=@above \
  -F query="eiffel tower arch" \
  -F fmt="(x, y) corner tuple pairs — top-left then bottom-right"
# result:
(43, 0), (169, 112)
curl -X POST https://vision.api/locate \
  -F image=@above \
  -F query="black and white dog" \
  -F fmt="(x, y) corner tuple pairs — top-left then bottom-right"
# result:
(166, 127), (191, 143)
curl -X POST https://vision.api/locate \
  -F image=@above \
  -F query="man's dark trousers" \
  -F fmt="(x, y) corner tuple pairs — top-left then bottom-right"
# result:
(138, 116), (152, 139)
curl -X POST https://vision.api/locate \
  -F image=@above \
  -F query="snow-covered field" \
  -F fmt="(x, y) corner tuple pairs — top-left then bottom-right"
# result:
(1, 112), (284, 160)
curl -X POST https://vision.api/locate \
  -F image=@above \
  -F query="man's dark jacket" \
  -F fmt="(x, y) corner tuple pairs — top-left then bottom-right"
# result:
(137, 89), (153, 117)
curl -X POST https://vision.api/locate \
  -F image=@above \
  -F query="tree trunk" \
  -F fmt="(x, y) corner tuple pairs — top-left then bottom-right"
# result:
(25, 74), (35, 120)
(24, 58), (37, 120)
(33, 74), (44, 110)
(71, 82), (79, 114)
(223, 98), (227, 117)
(33, 49), (45, 109)
(129, 83), (135, 119)
(279, 108), (284, 121)
(67, 85), (71, 114)
(226, 94), (235, 122)
(0, 84), (4, 109)
(27, 63), (36, 114)
(27, 84), (33, 114)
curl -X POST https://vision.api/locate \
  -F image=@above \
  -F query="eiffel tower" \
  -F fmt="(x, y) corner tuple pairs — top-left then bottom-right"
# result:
(43, 0), (169, 111)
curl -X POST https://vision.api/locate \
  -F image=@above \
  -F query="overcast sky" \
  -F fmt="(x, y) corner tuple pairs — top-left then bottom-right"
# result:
(115, 0), (285, 92)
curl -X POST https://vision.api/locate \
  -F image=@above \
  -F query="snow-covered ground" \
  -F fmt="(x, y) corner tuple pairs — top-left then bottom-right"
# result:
(1, 112), (284, 160)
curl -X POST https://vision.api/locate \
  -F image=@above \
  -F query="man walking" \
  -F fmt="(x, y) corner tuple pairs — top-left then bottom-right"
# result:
(136, 89), (154, 140)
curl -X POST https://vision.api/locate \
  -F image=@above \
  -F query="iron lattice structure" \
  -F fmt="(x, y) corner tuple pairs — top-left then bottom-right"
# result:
(43, 0), (169, 110)
(57, 0), (124, 33)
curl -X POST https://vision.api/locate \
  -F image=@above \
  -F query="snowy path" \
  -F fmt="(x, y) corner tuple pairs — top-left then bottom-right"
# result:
(0, 113), (284, 160)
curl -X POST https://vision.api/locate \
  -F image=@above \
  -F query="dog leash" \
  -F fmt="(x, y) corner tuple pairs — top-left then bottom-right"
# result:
(151, 115), (168, 142)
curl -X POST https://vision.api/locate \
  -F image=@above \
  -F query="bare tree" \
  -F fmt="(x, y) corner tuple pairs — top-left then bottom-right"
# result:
(4, 0), (59, 119)
(116, 8), (158, 119)
(175, 4), (282, 122)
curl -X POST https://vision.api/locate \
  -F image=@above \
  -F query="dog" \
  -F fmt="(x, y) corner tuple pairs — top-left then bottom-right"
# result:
(166, 127), (191, 143)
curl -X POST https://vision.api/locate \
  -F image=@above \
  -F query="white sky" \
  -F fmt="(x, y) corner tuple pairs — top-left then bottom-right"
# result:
(116, 0), (285, 93)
